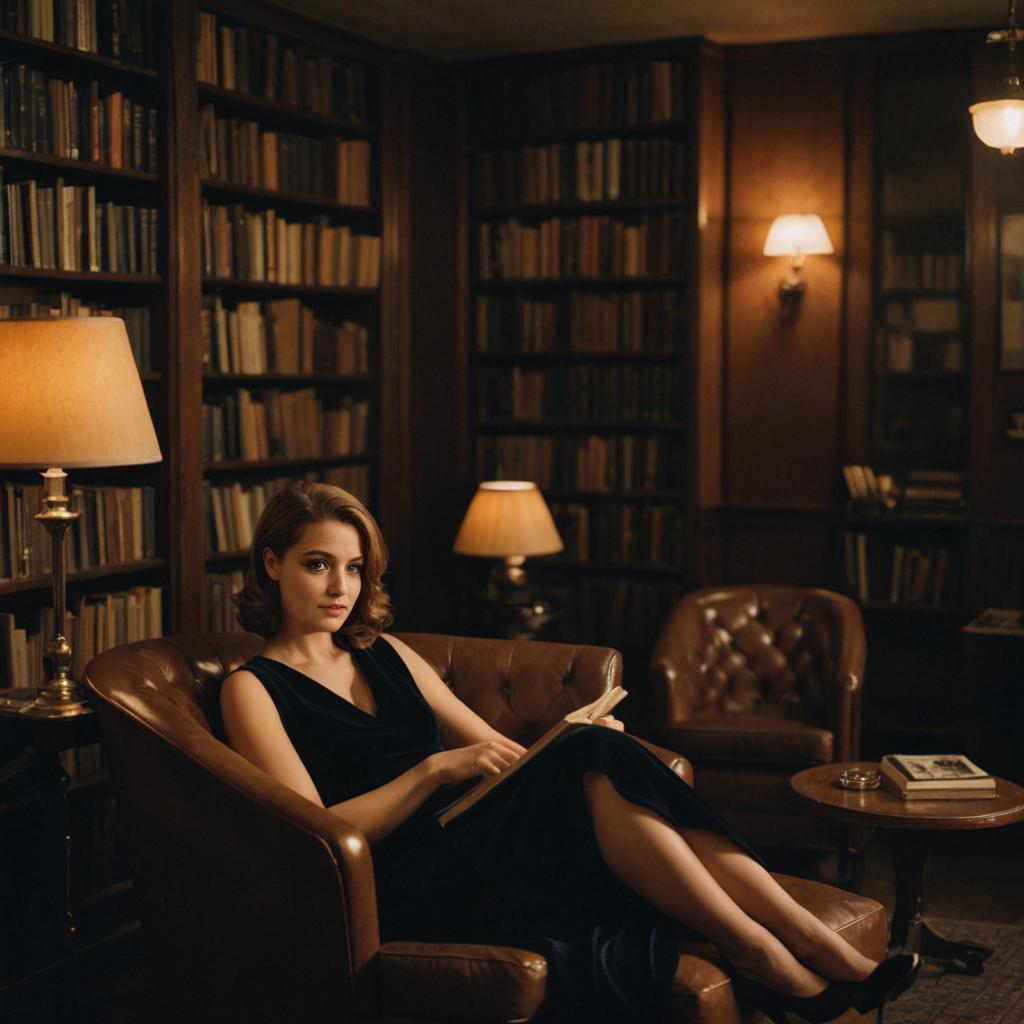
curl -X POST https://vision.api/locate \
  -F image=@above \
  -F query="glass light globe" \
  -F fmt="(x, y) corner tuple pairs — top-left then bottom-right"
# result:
(970, 97), (1024, 155)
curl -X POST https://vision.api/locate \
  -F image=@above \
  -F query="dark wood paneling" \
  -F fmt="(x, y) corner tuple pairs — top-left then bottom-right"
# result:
(404, 63), (462, 632)
(842, 52), (874, 466)
(719, 508), (838, 586)
(165, 0), (204, 634)
(378, 62), (414, 622)
(725, 52), (849, 509)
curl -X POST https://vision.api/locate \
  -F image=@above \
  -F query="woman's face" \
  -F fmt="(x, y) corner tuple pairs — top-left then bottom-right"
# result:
(263, 519), (364, 635)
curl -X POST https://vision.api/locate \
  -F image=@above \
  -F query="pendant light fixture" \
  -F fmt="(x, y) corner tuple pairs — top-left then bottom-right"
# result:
(971, 0), (1024, 154)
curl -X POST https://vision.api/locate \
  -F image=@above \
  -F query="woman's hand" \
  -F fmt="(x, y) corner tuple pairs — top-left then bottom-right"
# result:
(430, 739), (527, 785)
(594, 715), (625, 731)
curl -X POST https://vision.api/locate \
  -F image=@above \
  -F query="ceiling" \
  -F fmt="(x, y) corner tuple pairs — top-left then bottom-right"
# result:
(285, 0), (1004, 60)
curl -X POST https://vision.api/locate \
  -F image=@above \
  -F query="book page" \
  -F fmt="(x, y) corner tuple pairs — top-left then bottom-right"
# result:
(436, 685), (627, 827)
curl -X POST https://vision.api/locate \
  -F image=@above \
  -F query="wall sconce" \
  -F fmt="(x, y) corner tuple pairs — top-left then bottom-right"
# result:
(762, 214), (835, 313)
(970, 0), (1024, 154)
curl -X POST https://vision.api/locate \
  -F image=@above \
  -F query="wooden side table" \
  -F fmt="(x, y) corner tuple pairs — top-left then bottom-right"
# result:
(0, 697), (101, 1020)
(792, 761), (1024, 975)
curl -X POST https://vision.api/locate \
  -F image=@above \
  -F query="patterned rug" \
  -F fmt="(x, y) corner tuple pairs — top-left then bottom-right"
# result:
(887, 918), (1024, 1024)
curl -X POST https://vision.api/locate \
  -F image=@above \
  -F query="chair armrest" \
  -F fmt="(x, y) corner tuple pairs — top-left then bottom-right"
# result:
(630, 735), (694, 785)
(647, 598), (707, 729)
(378, 941), (547, 1023)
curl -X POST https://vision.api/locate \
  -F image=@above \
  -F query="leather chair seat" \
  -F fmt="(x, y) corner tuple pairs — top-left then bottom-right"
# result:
(378, 877), (887, 1024)
(665, 710), (834, 765)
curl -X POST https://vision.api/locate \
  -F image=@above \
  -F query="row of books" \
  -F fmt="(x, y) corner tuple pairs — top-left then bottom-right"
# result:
(876, 402), (966, 447)
(0, 297), (151, 370)
(476, 61), (685, 138)
(476, 290), (683, 353)
(477, 138), (686, 207)
(0, 0), (154, 65)
(881, 250), (963, 292)
(878, 331), (963, 374)
(201, 295), (370, 376)
(479, 364), (683, 422)
(1, 175), (158, 273)
(201, 201), (380, 288)
(0, 585), (163, 688)
(206, 569), (245, 633)
(843, 532), (956, 607)
(0, 68), (158, 173)
(203, 466), (371, 554)
(479, 212), (685, 280)
(478, 434), (682, 493)
(202, 390), (372, 463)
(196, 11), (370, 128)
(199, 106), (371, 206)
(550, 501), (684, 567)
(0, 483), (156, 582)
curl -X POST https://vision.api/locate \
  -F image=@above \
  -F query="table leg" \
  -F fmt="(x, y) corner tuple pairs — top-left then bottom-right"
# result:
(37, 748), (82, 1020)
(889, 831), (994, 975)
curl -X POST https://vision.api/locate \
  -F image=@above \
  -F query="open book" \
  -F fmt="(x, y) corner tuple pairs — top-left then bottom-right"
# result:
(436, 685), (628, 827)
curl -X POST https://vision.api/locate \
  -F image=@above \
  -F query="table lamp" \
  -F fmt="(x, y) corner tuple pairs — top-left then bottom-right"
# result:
(0, 317), (162, 716)
(452, 481), (563, 638)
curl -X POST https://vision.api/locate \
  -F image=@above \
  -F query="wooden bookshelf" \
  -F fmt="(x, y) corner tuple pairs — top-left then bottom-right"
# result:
(194, 0), (386, 629)
(461, 39), (725, 666)
(870, 46), (970, 477)
(0, 0), (170, 687)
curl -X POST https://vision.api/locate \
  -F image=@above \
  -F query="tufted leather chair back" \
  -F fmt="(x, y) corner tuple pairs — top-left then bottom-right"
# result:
(691, 590), (843, 716)
(397, 632), (621, 743)
(651, 586), (866, 731)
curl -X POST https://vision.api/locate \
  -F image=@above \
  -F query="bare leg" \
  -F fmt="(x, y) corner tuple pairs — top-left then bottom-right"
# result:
(583, 773), (827, 998)
(678, 827), (878, 984)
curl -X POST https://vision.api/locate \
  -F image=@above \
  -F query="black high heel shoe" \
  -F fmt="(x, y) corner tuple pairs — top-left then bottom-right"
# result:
(732, 953), (921, 1024)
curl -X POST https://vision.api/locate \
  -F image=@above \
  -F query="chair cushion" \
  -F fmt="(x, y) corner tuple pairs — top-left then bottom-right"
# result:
(667, 712), (834, 766)
(670, 875), (887, 1024)
(377, 875), (885, 1024)
(378, 941), (547, 1023)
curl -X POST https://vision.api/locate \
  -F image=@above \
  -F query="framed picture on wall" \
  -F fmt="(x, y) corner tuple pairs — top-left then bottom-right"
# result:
(999, 212), (1024, 370)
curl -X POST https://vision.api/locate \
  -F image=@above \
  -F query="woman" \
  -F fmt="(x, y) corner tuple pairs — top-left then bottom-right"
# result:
(220, 482), (919, 1023)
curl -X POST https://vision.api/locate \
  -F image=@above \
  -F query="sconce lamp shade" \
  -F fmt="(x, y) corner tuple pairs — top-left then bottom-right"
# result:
(453, 481), (563, 558)
(970, 97), (1024, 154)
(0, 317), (161, 468)
(762, 214), (835, 258)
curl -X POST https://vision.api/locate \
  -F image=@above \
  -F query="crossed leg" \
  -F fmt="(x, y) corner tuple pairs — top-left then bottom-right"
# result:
(582, 772), (878, 997)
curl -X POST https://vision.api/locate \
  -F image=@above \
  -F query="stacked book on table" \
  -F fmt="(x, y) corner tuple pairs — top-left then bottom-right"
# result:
(880, 754), (996, 800)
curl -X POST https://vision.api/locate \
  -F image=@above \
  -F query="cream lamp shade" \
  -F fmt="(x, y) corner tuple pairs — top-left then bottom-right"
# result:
(970, 96), (1024, 154)
(762, 214), (835, 258)
(453, 481), (563, 558)
(0, 317), (161, 468)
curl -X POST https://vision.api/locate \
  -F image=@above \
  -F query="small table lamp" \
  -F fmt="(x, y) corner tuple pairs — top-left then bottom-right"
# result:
(0, 317), (162, 716)
(453, 481), (563, 639)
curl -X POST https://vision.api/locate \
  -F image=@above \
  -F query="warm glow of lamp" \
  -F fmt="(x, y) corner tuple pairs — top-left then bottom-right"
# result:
(970, 95), (1024, 155)
(762, 214), (835, 258)
(763, 214), (834, 312)
(453, 481), (563, 561)
(453, 481), (563, 640)
(0, 317), (162, 714)
(974, 2), (1024, 155)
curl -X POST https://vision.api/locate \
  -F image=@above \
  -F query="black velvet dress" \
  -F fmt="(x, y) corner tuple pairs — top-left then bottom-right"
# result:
(235, 636), (766, 1023)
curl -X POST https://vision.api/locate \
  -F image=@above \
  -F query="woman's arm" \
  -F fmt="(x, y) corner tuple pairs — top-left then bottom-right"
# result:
(379, 634), (530, 752)
(220, 669), (522, 844)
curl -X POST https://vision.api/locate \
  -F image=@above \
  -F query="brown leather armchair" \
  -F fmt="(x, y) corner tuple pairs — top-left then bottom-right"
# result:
(83, 631), (885, 1024)
(648, 586), (869, 869)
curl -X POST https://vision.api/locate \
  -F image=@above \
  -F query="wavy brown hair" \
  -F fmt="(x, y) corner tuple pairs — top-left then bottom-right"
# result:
(233, 482), (392, 648)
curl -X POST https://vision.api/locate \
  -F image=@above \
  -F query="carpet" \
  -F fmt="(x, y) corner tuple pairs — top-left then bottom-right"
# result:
(886, 918), (1024, 1024)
